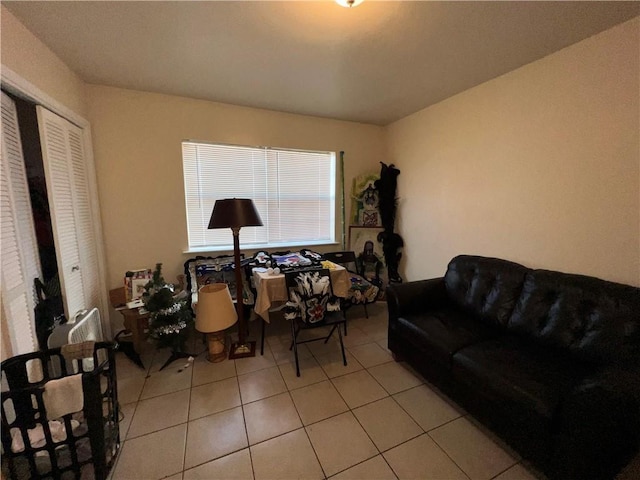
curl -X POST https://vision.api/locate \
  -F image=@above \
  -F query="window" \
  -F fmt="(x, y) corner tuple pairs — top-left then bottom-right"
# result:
(183, 141), (336, 251)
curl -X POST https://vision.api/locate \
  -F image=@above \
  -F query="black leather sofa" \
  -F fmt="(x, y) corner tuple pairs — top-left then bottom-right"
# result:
(387, 255), (640, 479)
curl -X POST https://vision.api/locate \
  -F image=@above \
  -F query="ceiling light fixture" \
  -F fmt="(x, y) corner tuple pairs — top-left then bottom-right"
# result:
(336, 0), (364, 8)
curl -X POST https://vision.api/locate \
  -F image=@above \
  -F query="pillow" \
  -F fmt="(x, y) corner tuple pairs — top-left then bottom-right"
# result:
(300, 248), (324, 264)
(283, 270), (340, 324)
(273, 253), (313, 271)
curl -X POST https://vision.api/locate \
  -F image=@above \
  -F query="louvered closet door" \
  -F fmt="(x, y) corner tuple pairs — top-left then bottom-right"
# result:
(37, 107), (91, 320)
(1, 92), (41, 355)
(68, 125), (100, 312)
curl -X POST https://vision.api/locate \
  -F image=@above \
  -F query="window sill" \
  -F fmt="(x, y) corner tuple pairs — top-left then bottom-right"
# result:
(184, 240), (340, 255)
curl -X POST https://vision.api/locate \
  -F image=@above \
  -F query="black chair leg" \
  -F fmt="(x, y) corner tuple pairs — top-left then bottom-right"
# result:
(260, 318), (266, 355)
(291, 320), (301, 377)
(337, 320), (347, 367)
(325, 324), (337, 343)
(363, 303), (369, 319)
(289, 326), (300, 350)
(289, 331), (295, 351)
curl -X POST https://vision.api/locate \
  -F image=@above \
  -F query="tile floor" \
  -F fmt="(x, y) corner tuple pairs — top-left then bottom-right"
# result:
(110, 303), (542, 480)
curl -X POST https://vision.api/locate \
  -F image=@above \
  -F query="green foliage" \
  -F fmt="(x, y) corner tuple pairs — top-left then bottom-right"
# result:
(142, 263), (194, 351)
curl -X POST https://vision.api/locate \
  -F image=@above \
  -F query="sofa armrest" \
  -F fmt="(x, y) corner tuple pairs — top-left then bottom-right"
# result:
(555, 365), (640, 478)
(387, 278), (448, 322)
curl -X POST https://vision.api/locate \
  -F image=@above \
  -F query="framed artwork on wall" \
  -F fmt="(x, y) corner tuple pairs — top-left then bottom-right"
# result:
(350, 173), (381, 227)
(349, 226), (388, 299)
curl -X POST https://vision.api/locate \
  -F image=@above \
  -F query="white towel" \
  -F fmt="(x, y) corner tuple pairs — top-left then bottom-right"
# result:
(42, 374), (84, 420)
(10, 419), (80, 453)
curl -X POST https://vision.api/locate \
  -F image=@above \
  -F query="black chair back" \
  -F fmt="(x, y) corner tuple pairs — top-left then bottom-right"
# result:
(282, 268), (348, 376)
(323, 251), (358, 273)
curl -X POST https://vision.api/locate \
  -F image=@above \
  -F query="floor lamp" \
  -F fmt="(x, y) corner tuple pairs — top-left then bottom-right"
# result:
(208, 198), (263, 359)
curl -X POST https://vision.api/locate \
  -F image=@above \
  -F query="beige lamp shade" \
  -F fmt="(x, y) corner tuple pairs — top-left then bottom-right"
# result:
(196, 284), (238, 333)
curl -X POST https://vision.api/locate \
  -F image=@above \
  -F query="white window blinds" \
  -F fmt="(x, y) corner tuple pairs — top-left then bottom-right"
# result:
(183, 142), (336, 251)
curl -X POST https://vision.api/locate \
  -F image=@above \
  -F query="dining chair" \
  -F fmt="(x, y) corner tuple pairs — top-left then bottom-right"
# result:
(323, 251), (380, 320)
(283, 268), (347, 377)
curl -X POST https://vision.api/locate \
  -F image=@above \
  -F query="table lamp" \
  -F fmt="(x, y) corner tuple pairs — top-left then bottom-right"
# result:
(196, 284), (238, 362)
(208, 198), (263, 358)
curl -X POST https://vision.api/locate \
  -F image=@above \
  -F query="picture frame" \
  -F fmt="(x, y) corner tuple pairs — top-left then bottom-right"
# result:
(348, 226), (388, 299)
(130, 278), (149, 300)
(124, 268), (153, 302)
(350, 173), (381, 227)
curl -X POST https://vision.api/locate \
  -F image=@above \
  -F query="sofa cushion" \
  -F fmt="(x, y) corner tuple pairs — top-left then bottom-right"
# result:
(444, 255), (530, 328)
(508, 270), (640, 365)
(452, 336), (590, 420)
(397, 307), (499, 366)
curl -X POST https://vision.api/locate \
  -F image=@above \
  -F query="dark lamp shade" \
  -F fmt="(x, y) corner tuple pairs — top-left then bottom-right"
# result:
(195, 284), (238, 333)
(208, 199), (263, 229)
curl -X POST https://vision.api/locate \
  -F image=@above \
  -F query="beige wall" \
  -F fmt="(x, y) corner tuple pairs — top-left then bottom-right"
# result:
(85, 85), (385, 290)
(3, 7), (638, 346)
(386, 17), (640, 286)
(0, 5), (87, 117)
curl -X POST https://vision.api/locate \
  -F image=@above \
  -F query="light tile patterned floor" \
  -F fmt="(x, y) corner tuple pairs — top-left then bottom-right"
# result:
(110, 303), (542, 480)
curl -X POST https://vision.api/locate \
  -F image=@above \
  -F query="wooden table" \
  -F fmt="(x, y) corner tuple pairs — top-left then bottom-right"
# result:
(109, 287), (150, 355)
(253, 265), (350, 322)
(109, 276), (184, 356)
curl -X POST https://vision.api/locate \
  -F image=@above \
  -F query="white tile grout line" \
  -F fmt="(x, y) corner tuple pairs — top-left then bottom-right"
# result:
(179, 347), (196, 479)
(242, 356), (259, 480)
(113, 330), (539, 480)
(288, 387), (327, 479)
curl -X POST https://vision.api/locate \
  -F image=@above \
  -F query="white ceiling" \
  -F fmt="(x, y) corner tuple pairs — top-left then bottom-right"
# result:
(4, 1), (639, 125)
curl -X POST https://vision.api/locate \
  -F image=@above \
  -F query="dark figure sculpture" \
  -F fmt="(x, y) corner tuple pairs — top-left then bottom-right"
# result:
(374, 162), (404, 283)
(356, 240), (384, 289)
(377, 231), (404, 284)
(375, 162), (399, 232)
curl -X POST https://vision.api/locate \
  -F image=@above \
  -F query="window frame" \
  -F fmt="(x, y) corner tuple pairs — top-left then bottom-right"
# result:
(182, 140), (338, 253)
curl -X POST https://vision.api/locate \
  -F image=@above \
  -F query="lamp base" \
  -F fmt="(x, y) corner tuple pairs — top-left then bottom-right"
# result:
(205, 331), (228, 363)
(228, 340), (256, 359)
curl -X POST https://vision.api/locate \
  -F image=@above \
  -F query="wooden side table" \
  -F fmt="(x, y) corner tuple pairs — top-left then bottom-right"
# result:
(109, 275), (186, 356)
(109, 287), (150, 355)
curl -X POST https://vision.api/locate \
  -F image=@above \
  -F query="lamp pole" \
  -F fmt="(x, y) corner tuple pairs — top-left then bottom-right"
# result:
(232, 227), (246, 342)
(340, 150), (346, 250)
(229, 226), (256, 358)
